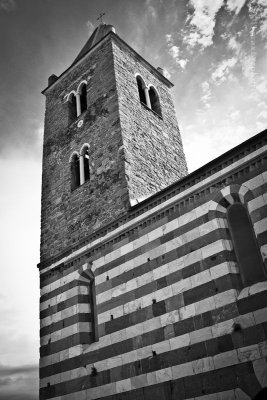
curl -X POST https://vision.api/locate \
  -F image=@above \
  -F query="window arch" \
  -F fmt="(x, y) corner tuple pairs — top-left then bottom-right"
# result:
(80, 144), (90, 185)
(70, 152), (80, 190)
(136, 75), (146, 105)
(227, 203), (265, 286)
(68, 92), (77, 123)
(149, 86), (162, 116)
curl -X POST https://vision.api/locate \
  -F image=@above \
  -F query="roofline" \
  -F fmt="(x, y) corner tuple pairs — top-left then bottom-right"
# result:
(42, 31), (173, 95)
(130, 128), (267, 211)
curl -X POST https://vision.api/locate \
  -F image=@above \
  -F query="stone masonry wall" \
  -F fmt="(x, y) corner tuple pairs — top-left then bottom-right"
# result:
(112, 38), (188, 203)
(39, 132), (267, 400)
(41, 38), (130, 262)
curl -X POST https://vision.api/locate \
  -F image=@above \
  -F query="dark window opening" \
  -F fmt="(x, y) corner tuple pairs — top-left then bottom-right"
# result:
(68, 93), (77, 123)
(89, 276), (98, 342)
(84, 148), (90, 182)
(136, 76), (146, 104)
(227, 203), (265, 286)
(149, 86), (162, 116)
(71, 154), (80, 190)
(80, 84), (87, 113)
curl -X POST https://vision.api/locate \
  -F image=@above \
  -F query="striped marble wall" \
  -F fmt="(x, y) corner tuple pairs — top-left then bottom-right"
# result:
(39, 136), (267, 400)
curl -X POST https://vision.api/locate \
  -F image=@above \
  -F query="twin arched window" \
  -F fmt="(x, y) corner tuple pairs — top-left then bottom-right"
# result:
(70, 145), (90, 190)
(136, 75), (162, 117)
(227, 203), (265, 286)
(67, 81), (87, 124)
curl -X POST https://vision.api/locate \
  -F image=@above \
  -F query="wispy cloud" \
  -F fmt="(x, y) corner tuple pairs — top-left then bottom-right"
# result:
(201, 81), (212, 108)
(211, 57), (237, 84)
(0, 364), (38, 400)
(183, 0), (224, 49)
(0, 0), (16, 12)
(166, 34), (188, 69)
(227, 0), (246, 14)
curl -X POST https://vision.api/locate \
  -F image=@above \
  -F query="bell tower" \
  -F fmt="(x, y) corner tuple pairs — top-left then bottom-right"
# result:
(40, 23), (187, 263)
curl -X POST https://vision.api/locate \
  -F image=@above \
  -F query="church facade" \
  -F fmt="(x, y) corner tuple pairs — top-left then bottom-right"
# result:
(39, 24), (267, 400)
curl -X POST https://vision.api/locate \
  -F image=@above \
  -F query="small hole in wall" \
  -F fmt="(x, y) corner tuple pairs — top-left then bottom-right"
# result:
(110, 314), (114, 320)
(91, 366), (97, 376)
(47, 382), (50, 387)
(147, 258), (150, 262)
(48, 338), (51, 344)
(233, 322), (242, 332)
(152, 299), (156, 304)
(106, 276), (109, 281)
(210, 255), (217, 261)
(152, 350), (157, 357)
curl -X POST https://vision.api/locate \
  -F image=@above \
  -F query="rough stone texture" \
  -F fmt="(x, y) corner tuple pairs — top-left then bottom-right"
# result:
(40, 33), (188, 262)
(41, 38), (128, 262)
(112, 38), (188, 203)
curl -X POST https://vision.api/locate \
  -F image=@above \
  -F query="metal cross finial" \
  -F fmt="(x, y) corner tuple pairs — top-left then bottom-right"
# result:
(97, 12), (105, 24)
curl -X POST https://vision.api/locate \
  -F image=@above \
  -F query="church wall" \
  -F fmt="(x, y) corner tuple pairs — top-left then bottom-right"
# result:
(39, 132), (267, 400)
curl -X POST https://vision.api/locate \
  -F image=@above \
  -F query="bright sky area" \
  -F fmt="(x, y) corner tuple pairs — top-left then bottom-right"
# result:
(0, 0), (267, 398)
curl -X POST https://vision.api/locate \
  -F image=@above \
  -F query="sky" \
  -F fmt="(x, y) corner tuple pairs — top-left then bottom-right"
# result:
(0, 0), (266, 398)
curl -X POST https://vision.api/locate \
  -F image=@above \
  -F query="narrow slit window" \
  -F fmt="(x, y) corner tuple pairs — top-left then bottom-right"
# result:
(136, 76), (146, 105)
(68, 93), (77, 123)
(149, 86), (162, 116)
(84, 148), (90, 182)
(80, 84), (87, 113)
(227, 203), (265, 286)
(71, 153), (80, 190)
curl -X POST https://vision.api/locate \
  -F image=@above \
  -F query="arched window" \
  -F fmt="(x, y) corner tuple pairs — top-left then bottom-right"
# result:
(68, 93), (77, 123)
(80, 145), (90, 185)
(70, 153), (80, 190)
(136, 76), (146, 105)
(149, 86), (162, 116)
(227, 203), (265, 286)
(80, 84), (87, 114)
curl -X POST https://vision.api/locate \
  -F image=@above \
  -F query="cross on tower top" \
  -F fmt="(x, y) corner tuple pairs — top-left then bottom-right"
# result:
(97, 12), (105, 24)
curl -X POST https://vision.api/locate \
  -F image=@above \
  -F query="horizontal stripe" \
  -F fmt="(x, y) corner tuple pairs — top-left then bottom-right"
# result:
(40, 305), (267, 387)
(40, 236), (234, 322)
(40, 284), (88, 312)
(40, 249), (236, 342)
(40, 322), (92, 347)
(39, 187), (266, 306)
(40, 294), (89, 319)
(39, 283), (267, 371)
(40, 362), (258, 400)
(41, 303), (90, 328)
(97, 241), (236, 325)
(95, 220), (227, 305)
(40, 332), (94, 357)
(40, 159), (267, 279)
(40, 201), (214, 293)
(39, 273), (241, 356)
(40, 313), (92, 337)
(39, 339), (267, 399)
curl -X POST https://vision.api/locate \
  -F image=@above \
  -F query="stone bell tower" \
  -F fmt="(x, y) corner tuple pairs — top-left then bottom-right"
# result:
(40, 22), (187, 264)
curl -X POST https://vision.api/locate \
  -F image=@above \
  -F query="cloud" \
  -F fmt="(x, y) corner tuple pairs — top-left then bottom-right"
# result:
(211, 57), (237, 84)
(0, 0), (16, 12)
(248, 0), (267, 39)
(166, 34), (188, 69)
(0, 364), (38, 400)
(227, 0), (246, 14)
(201, 81), (211, 108)
(183, 0), (224, 49)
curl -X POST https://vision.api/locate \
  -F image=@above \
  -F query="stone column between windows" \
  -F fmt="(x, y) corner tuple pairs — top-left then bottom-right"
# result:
(144, 86), (151, 109)
(76, 93), (81, 117)
(79, 154), (85, 185)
